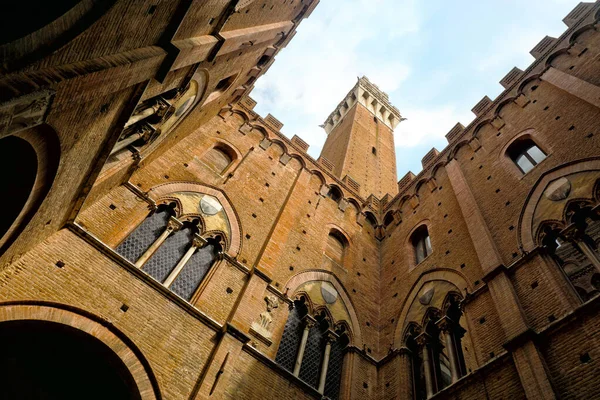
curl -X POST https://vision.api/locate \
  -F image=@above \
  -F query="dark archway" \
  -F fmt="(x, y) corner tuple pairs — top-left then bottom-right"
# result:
(0, 320), (142, 400)
(0, 136), (38, 239)
(0, 125), (61, 252)
(0, 1), (83, 45)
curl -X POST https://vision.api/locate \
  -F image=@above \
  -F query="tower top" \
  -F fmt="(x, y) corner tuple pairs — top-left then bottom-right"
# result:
(322, 76), (402, 134)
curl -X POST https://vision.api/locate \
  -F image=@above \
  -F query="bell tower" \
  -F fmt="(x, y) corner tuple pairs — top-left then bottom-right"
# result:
(320, 77), (402, 199)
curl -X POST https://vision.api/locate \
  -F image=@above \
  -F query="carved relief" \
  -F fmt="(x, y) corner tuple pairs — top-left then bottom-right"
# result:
(0, 90), (54, 137)
(250, 295), (280, 345)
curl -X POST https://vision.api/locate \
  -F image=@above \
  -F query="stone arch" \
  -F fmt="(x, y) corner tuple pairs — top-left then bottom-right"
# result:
(393, 269), (471, 347)
(517, 74), (543, 95)
(0, 301), (160, 399)
(0, 0), (118, 73)
(568, 23), (598, 45)
(447, 140), (469, 161)
(413, 178), (429, 197)
(0, 124), (61, 252)
(285, 270), (362, 345)
(310, 170), (327, 186)
(472, 119), (493, 140)
(494, 96), (519, 118)
(518, 157), (600, 251)
(546, 47), (572, 68)
(289, 153), (307, 169)
(146, 181), (242, 256)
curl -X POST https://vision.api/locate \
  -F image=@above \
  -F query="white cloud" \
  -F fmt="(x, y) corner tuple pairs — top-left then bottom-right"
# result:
(395, 106), (474, 148)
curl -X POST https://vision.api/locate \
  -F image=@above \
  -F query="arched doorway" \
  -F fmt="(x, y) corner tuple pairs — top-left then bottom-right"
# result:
(0, 320), (142, 400)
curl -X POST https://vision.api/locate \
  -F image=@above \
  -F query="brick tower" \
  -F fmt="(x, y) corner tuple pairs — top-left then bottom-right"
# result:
(320, 77), (402, 199)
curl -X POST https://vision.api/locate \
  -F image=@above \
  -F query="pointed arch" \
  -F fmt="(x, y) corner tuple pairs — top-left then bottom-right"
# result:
(518, 157), (600, 251)
(393, 268), (471, 347)
(146, 181), (242, 256)
(285, 270), (362, 345)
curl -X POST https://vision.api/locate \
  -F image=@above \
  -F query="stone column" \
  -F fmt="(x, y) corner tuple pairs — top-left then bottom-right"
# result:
(317, 330), (338, 394)
(437, 317), (459, 383)
(293, 316), (316, 376)
(576, 240), (600, 270)
(416, 333), (434, 399)
(163, 234), (207, 287)
(134, 216), (182, 268)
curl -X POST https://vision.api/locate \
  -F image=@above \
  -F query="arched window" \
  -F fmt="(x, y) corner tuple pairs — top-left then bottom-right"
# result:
(275, 293), (350, 399)
(115, 203), (224, 302)
(405, 295), (467, 399)
(540, 203), (600, 302)
(203, 145), (235, 174)
(412, 225), (432, 264)
(326, 230), (348, 266)
(507, 138), (546, 174)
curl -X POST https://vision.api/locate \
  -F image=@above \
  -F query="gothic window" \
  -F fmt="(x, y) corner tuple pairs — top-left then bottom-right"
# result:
(274, 295), (350, 398)
(412, 225), (432, 264)
(115, 202), (224, 303)
(540, 203), (600, 302)
(116, 205), (174, 263)
(203, 145), (235, 175)
(169, 238), (222, 301)
(275, 301), (306, 372)
(405, 296), (467, 399)
(326, 230), (347, 266)
(507, 138), (546, 174)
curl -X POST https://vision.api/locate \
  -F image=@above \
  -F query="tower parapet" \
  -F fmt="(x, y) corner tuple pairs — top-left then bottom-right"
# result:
(322, 76), (402, 134)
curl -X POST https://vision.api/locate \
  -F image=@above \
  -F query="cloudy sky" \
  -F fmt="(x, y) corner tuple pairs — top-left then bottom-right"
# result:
(251, 0), (582, 177)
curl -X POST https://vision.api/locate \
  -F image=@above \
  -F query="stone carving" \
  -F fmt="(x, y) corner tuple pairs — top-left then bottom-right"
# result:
(251, 295), (279, 340)
(0, 90), (54, 137)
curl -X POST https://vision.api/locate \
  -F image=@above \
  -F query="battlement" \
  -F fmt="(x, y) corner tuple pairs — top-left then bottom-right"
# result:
(322, 76), (403, 134)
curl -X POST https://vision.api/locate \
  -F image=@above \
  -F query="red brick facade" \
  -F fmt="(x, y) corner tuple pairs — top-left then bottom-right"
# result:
(0, 1), (599, 399)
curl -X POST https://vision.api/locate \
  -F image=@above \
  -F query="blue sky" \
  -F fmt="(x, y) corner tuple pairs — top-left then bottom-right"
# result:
(251, 0), (582, 177)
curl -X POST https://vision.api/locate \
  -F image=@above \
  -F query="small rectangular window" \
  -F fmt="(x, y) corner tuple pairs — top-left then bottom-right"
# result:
(527, 145), (546, 164)
(372, 147), (377, 155)
(516, 154), (535, 173)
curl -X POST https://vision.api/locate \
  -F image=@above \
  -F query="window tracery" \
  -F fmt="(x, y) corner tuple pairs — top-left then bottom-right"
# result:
(115, 191), (230, 302)
(275, 291), (351, 399)
(404, 292), (468, 399)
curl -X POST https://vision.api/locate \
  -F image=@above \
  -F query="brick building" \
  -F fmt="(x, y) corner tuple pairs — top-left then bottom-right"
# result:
(0, 1), (599, 399)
